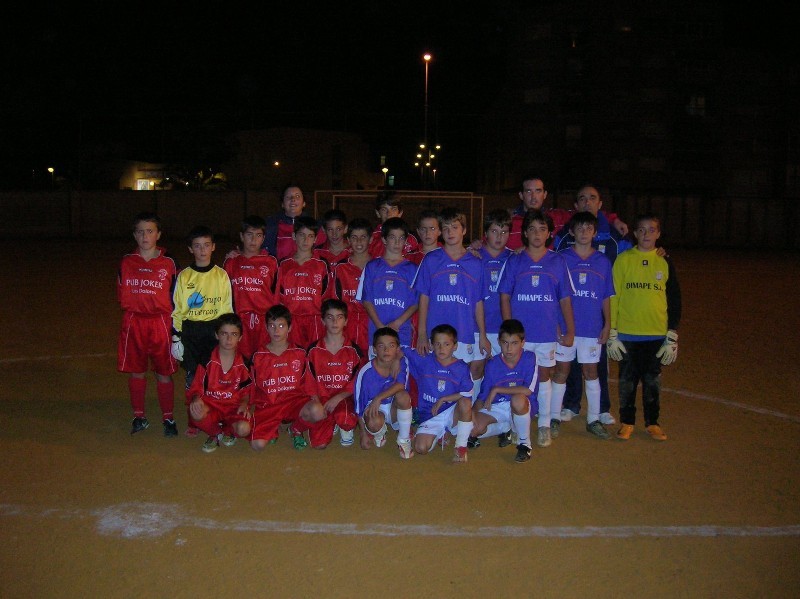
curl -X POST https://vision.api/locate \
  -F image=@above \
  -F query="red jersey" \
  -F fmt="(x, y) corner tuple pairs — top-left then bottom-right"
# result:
(250, 345), (309, 407)
(305, 338), (364, 401)
(186, 347), (252, 409)
(224, 251), (279, 314)
(405, 243), (442, 266)
(314, 244), (351, 270)
(330, 259), (366, 316)
(368, 224), (420, 259)
(278, 256), (330, 316)
(117, 247), (177, 315)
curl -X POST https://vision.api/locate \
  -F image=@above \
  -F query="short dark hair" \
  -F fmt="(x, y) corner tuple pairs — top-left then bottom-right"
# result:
(484, 208), (512, 233)
(417, 209), (441, 227)
(322, 209), (348, 226)
(266, 304), (291, 326)
(430, 323), (458, 343)
(372, 326), (400, 346)
(186, 225), (214, 245)
(634, 213), (661, 230)
(440, 207), (467, 229)
(347, 218), (373, 237)
(498, 319), (525, 340)
(294, 215), (319, 234)
(132, 211), (161, 231)
(520, 173), (546, 191)
(568, 211), (598, 232)
(241, 214), (267, 233)
(375, 190), (402, 210)
(381, 217), (410, 239)
(321, 298), (348, 317)
(216, 312), (243, 334)
(521, 209), (553, 246)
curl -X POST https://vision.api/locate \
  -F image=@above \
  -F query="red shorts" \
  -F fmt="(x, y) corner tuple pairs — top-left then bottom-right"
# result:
(250, 395), (308, 442)
(188, 397), (249, 437)
(289, 313), (323, 349)
(117, 312), (177, 375)
(295, 397), (358, 448)
(239, 311), (270, 359)
(345, 310), (369, 355)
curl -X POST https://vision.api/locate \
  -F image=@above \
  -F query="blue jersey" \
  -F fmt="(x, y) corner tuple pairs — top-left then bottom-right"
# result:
(357, 257), (419, 347)
(404, 350), (472, 423)
(480, 247), (512, 336)
(353, 356), (410, 416)
(560, 248), (615, 338)
(497, 250), (574, 343)
(479, 350), (539, 404)
(412, 247), (485, 343)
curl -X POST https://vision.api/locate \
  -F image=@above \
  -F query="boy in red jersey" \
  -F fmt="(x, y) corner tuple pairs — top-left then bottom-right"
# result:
(117, 212), (179, 436)
(291, 299), (364, 449)
(248, 305), (315, 450)
(224, 215), (279, 360)
(186, 313), (253, 453)
(406, 209), (442, 266)
(329, 218), (372, 352)
(314, 209), (351, 267)
(367, 191), (420, 258)
(278, 216), (331, 349)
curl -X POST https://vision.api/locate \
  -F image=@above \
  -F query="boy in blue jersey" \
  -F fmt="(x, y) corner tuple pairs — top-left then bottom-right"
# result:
(470, 319), (538, 463)
(353, 327), (415, 458)
(498, 209), (575, 449)
(357, 217), (419, 355)
(550, 212), (615, 439)
(479, 209), (513, 355)
(403, 324), (474, 463)
(413, 207), (491, 400)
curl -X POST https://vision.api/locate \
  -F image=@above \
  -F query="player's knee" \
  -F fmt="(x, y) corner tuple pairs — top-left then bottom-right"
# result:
(394, 390), (412, 409)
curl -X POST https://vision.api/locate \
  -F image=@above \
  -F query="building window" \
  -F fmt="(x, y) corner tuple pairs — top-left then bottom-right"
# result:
(686, 94), (706, 117)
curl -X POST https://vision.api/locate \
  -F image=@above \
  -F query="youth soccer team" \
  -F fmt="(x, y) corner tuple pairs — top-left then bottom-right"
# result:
(117, 180), (682, 463)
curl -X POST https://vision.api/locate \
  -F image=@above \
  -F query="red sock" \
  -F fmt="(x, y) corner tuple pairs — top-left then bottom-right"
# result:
(129, 377), (147, 417)
(157, 380), (175, 420)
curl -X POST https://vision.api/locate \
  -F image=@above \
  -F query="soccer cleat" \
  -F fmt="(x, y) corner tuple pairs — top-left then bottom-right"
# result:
(202, 435), (219, 453)
(514, 444), (532, 463)
(339, 427), (355, 447)
(130, 416), (149, 435)
(536, 426), (552, 448)
(586, 419), (611, 440)
(452, 446), (468, 463)
(560, 408), (578, 422)
(498, 430), (513, 448)
(550, 419), (561, 438)
(646, 424), (668, 441)
(599, 412), (616, 425)
(219, 433), (237, 447)
(372, 427), (387, 448)
(616, 424), (634, 440)
(510, 431), (519, 446)
(397, 439), (414, 459)
(467, 435), (481, 449)
(163, 419), (178, 437)
(291, 432), (308, 450)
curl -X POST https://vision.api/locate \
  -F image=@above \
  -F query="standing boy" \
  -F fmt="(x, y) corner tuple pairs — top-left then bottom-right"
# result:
(357, 217), (419, 354)
(608, 214), (682, 441)
(403, 324), (474, 463)
(549, 212), (615, 439)
(315, 208), (351, 267)
(330, 218), (372, 352)
(479, 209), (513, 356)
(368, 191), (420, 258)
(171, 225), (233, 424)
(117, 212), (179, 436)
(470, 319), (538, 463)
(249, 305), (314, 450)
(292, 299), (364, 449)
(224, 215), (279, 360)
(406, 209), (442, 265)
(353, 327), (415, 458)
(186, 313), (253, 452)
(278, 216), (331, 349)
(498, 209), (575, 448)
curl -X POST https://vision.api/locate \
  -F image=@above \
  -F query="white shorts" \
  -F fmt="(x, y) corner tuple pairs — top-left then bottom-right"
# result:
(479, 401), (512, 433)
(451, 332), (486, 364)
(375, 401), (400, 431)
(487, 333), (501, 357)
(555, 336), (601, 364)
(524, 341), (556, 367)
(415, 404), (458, 450)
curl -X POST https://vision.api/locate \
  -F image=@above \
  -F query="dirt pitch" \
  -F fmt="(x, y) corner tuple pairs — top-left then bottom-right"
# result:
(1, 239), (799, 599)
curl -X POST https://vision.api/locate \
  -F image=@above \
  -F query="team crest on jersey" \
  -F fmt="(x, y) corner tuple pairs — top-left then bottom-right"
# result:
(449, 273), (458, 286)
(347, 361), (354, 371)
(656, 271), (663, 280)
(437, 379), (446, 393)
(291, 359), (302, 372)
(385, 279), (394, 291)
(598, 244), (607, 254)
(579, 272), (587, 285)
(531, 275), (540, 287)
(313, 274), (322, 285)
(467, 344), (473, 355)
(642, 259), (649, 266)
(259, 266), (270, 278)
(490, 270), (499, 282)
(158, 268), (168, 281)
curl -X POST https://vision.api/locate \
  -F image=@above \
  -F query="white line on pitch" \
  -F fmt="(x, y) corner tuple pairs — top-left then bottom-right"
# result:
(0, 352), (111, 364)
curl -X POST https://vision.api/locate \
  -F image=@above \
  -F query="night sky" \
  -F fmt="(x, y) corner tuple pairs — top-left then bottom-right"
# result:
(2, 1), (795, 189)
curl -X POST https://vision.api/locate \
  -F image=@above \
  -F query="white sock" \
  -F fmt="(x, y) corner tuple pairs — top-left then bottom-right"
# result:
(396, 408), (412, 442)
(513, 411), (532, 448)
(586, 378), (601, 423)
(480, 421), (507, 439)
(537, 381), (552, 428)
(455, 420), (473, 448)
(471, 377), (483, 403)
(550, 381), (566, 420)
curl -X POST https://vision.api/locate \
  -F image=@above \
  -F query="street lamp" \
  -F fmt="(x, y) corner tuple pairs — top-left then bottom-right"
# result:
(422, 52), (431, 188)
(381, 167), (388, 186)
(47, 167), (54, 189)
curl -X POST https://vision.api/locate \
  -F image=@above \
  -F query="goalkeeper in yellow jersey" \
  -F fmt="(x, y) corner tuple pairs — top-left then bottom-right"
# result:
(606, 214), (681, 442)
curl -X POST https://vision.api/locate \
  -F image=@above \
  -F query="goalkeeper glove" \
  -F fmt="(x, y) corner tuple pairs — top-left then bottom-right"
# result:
(171, 335), (184, 361)
(655, 330), (678, 365)
(606, 329), (626, 361)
